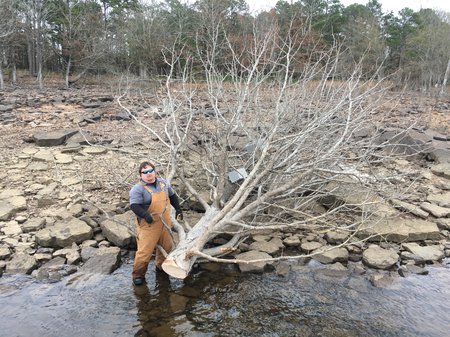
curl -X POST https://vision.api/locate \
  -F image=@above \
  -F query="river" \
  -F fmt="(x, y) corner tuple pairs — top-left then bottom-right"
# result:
(1, 259), (449, 337)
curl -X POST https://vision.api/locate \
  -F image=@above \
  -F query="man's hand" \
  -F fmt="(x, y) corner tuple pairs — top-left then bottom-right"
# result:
(143, 213), (154, 224)
(175, 209), (183, 221)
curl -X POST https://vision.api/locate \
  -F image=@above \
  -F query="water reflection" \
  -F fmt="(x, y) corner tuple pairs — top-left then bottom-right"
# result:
(0, 260), (449, 337)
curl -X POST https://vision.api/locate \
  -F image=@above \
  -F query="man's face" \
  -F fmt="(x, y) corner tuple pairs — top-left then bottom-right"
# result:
(141, 165), (156, 183)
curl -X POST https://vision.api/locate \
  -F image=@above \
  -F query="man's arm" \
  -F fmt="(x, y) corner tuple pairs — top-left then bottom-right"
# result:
(131, 203), (153, 224)
(169, 193), (183, 220)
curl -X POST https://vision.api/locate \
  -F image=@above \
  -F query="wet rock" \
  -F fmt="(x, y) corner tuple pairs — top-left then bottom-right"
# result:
(401, 243), (444, 262)
(398, 264), (429, 276)
(275, 261), (291, 276)
(312, 246), (348, 264)
(362, 245), (398, 269)
(35, 217), (93, 248)
(5, 253), (38, 274)
(79, 246), (121, 274)
(99, 211), (135, 248)
(235, 250), (272, 273)
(369, 273), (396, 287)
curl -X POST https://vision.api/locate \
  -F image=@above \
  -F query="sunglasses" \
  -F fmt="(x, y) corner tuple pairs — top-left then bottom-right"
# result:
(141, 168), (154, 174)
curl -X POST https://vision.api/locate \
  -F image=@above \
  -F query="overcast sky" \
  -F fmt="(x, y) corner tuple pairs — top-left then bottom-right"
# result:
(246, 0), (450, 14)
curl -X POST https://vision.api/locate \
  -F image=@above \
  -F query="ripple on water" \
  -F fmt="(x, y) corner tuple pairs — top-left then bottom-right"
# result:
(0, 261), (449, 337)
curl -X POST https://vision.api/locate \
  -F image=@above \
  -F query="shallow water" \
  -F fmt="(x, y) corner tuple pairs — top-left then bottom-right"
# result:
(1, 260), (449, 337)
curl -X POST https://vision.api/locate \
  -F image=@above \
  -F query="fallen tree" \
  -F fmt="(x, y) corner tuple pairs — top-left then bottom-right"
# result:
(118, 17), (413, 279)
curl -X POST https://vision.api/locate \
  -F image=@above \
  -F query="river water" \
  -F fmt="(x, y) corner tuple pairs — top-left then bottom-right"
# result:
(1, 259), (449, 337)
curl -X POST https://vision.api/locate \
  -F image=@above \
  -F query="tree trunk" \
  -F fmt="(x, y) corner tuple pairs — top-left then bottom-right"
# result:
(65, 57), (71, 88)
(27, 39), (35, 76)
(139, 61), (147, 79)
(162, 206), (220, 278)
(12, 63), (16, 84)
(440, 58), (450, 96)
(0, 63), (4, 90)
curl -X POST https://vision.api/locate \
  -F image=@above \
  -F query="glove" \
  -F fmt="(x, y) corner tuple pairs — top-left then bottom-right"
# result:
(175, 209), (183, 221)
(143, 212), (153, 224)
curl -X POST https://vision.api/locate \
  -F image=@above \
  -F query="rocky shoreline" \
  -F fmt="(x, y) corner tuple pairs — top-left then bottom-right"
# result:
(1, 88), (450, 286)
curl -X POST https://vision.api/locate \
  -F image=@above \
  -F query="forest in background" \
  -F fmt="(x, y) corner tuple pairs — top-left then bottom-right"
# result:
(0, 0), (450, 91)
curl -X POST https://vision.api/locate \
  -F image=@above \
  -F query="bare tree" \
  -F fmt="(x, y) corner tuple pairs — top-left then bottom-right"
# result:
(0, 0), (18, 89)
(119, 16), (402, 279)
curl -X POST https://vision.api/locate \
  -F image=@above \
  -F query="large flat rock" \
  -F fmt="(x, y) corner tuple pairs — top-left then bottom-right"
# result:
(358, 217), (440, 243)
(33, 129), (78, 147)
(35, 217), (93, 248)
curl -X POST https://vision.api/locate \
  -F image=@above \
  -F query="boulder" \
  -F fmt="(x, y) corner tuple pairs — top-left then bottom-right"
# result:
(426, 192), (450, 208)
(35, 217), (93, 248)
(99, 211), (135, 248)
(0, 196), (27, 221)
(33, 129), (78, 146)
(283, 235), (301, 247)
(358, 217), (440, 242)
(5, 253), (38, 274)
(0, 245), (11, 259)
(420, 202), (450, 218)
(362, 245), (398, 269)
(430, 163), (450, 179)
(79, 246), (121, 274)
(53, 245), (81, 264)
(1, 221), (23, 236)
(391, 199), (429, 219)
(312, 246), (348, 264)
(401, 243), (444, 262)
(300, 241), (323, 252)
(21, 217), (46, 233)
(249, 240), (280, 255)
(235, 250), (272, 273)
(324, 230), (350, 244)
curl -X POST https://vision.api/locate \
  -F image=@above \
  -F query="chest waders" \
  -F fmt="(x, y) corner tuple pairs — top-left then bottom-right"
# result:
(132, 181), (173, 279)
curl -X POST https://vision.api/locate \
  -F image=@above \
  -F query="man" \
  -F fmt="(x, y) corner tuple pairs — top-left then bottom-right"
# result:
(129, 161), (183, 285)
